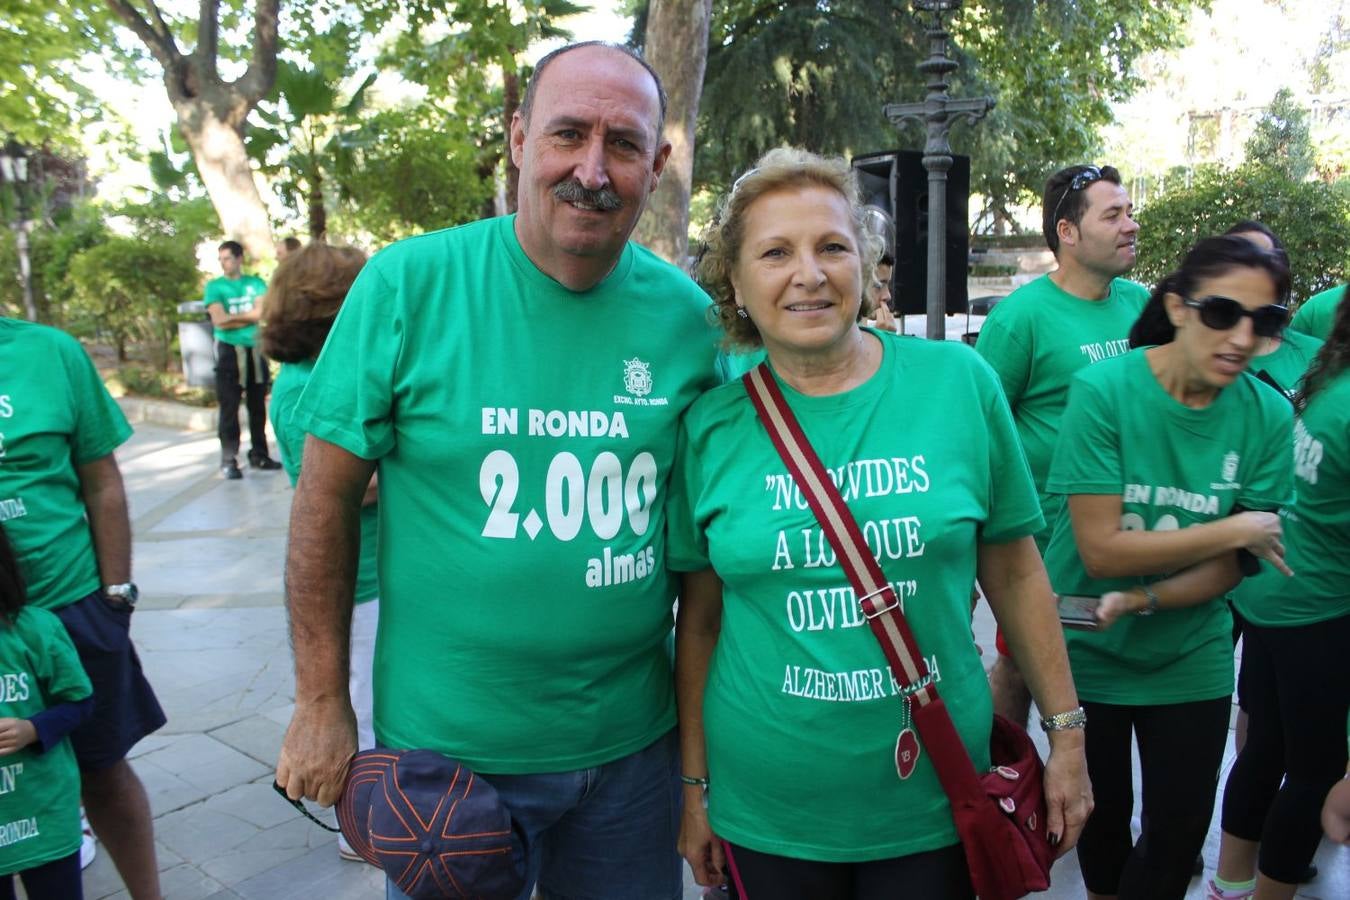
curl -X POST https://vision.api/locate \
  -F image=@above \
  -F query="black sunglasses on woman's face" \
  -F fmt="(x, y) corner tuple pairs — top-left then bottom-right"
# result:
(1182, 295), (1289, 338)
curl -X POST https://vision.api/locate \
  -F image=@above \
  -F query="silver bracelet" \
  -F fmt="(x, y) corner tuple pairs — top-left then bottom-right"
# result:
(1040, 707), (1087, 732)
(1136, 584), (1160, 617)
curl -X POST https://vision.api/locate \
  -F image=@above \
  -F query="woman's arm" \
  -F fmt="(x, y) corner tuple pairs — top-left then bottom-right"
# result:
(1067, 494), (1289, 579)
(1094, 554), (1245, 628)
(675, 568), (726, 886)
(978, 536), (1092, 855)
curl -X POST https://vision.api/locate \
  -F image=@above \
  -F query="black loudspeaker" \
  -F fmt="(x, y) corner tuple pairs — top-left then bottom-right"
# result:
(852, 150), (969, 316)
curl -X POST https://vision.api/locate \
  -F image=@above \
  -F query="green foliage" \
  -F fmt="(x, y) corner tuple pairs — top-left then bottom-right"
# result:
(1134, 164), (1350, 302)
(112, 366), (216, 407)
(0, 0), (120, 150)
(65, 236), (202, 369)
(0, 204), (109, 324)
(328, 107), (494, 243)
(1243, 88), (1317, 182)
(695, 0), (1206, 230)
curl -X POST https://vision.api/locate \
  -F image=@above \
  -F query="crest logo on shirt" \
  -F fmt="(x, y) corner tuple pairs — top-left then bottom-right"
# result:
(1221, 451), (1240, 483)
(622, 358), (653, 398)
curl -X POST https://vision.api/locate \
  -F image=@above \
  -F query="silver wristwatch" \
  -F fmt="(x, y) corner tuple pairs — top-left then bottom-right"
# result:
(104, 583), (140, 608)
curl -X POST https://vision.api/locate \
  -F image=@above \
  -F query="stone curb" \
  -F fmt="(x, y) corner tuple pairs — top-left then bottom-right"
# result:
(118, 395), (218, 433)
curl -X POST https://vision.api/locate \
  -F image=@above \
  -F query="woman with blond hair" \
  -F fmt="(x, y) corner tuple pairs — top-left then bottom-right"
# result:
(670, 147), (1091, 899)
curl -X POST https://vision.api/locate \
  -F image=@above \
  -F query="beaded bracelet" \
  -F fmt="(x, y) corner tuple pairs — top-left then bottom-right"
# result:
(1039, 707), (1087, 732)
(679, 775), (710, 787)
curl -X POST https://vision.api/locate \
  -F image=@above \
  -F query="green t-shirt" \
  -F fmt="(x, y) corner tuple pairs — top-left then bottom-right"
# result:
(0, 606), (93, 875)
(271, 361), (379, 604)
(203, 274), (266, 347)
(0, 318), (133, 610)
(668, 332), (1043, 862)
(1290, 284), (1344, 341)
(1045, 349), (1294, 705)
(975, 274), (1149, 549)
(1233, 369), (1350, 627)
(292, 215), (721, 773)
(1248, 330), (1323, 401)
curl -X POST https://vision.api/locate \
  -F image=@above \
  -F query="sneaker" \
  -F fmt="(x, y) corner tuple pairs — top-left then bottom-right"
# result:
(248, 454), (283, 471)
(221, 460), (243, 480)
(80, 811), (96, 869)
(337, 832), (363, 862)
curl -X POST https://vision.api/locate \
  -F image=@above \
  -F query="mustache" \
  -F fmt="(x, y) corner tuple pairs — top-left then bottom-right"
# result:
(552, 179), (624, 211)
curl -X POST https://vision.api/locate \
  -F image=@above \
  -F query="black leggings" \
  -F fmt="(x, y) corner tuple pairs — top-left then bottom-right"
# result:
(1220, 612), (1350, 883)
(722, 840), (973, 900)
(1076, 696), (1230, 899)
(0, 850), (83, 900)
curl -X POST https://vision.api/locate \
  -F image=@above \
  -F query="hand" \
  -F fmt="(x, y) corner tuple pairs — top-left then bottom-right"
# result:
(871, 302), (899, 333)
(1323, 777), (1350, 845)
(1233, 511), (1292, 576)
(1042, 735), (1092, 857)
(1094, 590), (1137, 629)
(275, 698), (357, 807)
(677, 794), (725, 886)
(0, 718), (38, 755)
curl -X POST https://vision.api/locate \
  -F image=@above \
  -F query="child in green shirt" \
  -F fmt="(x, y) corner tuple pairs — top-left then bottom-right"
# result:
(0, 523), (94, 899)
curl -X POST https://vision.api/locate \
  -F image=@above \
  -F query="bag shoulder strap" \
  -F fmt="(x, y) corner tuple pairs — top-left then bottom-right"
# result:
(741, 362), (939, 709)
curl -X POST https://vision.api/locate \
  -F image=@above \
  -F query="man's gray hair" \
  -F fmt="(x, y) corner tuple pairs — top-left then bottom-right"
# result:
(519, 41), (668, 136)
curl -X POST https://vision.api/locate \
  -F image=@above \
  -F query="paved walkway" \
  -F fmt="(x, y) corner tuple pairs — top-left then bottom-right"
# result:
(78, 418), (1347, 899)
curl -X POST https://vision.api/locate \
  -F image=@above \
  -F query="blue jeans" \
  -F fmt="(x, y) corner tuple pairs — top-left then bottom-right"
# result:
(386, 729), (681, 900)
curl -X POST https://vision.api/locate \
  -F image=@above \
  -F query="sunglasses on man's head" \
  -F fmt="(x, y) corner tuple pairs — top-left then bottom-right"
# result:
(1050, 165), (1103, 225)
(1182, 295), (1289, 338)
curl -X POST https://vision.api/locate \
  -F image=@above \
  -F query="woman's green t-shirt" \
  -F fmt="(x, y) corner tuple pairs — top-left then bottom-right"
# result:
(1045, 349), (1294, 705)
(668, 331), (1043, 862)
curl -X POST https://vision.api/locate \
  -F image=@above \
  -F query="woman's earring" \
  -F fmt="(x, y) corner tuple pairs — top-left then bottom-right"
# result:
(736, 307), (749, 319)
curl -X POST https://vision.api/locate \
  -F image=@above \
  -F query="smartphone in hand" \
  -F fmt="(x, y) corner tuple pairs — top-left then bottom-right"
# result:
(1057, 594), (1102, 630)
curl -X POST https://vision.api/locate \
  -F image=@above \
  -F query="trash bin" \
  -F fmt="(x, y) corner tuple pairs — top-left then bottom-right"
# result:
(177, 301), (215, 388)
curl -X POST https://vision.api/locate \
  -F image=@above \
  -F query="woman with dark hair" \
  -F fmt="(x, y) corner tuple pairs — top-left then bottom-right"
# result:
(1207, 288), (1350, 900)
(1046, 235), (1296, 899)
(259, 242), (374, 862)
(0, 523), (94, 899)
(1224, 221), (1324, 401)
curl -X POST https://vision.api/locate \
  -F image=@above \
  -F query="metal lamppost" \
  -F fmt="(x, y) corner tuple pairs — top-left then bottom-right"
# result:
(884, 0), (994, 340)
(0, 140), (37, 322)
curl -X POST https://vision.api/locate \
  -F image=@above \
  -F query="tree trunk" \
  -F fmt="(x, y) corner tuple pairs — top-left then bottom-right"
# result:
(176, 103), (275, 259)
(503, 68), (521, 214)
(106, 0), (279, 259)
(632, 0), (713, 267)
(307, 169), (326, 240)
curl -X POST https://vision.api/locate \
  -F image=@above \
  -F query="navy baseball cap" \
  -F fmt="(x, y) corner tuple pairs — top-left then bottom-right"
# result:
(337, 749), (527, 899)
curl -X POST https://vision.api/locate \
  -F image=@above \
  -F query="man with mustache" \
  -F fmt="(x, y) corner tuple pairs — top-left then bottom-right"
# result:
(274, 42), (720, 899)
(975, 164), (1147, 726)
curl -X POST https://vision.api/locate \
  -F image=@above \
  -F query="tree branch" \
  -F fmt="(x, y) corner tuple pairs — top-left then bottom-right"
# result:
(104, 0), (182, 73)
(198, 0), (220, 82)
(237, 0), (280, 104)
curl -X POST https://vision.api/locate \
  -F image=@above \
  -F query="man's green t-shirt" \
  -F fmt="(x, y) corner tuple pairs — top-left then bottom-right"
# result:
(975, 274), (1150, 549)
(0, 319), (133, 610)
(1045, 349), (1294, 705)
(292, 215), (721, 774)
(1290, 284), (1345, 340)
(203, 274), (266, 347)
(271, 360), (378, 604)
(1248, 330), (1323, 401)
(668, 332), (1043, 862)
(1234, 369), (1350, 627)
(0, 606), (93, 875)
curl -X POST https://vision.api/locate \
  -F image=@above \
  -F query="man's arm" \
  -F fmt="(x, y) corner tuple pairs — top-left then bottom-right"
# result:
(206, 303), (262, 330)
(76, 454), (132, 585)
(275, 435), (376, 806)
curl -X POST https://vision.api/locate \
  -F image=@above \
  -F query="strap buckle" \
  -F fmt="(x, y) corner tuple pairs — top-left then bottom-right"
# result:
(859, 585), (899, 620)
